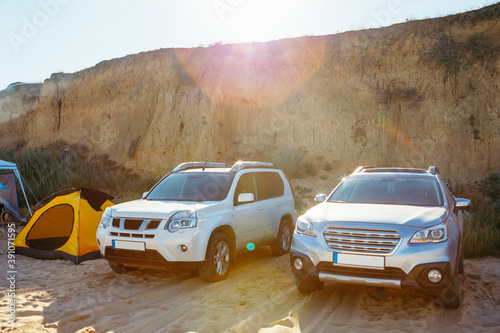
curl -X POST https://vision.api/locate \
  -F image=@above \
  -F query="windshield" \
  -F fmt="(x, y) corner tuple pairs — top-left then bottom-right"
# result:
(328, 174), (443, 206)
(147, 172), (235, 202)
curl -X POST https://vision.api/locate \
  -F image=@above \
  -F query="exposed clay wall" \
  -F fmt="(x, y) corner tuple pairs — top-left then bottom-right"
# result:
(1, 5), (499, 181)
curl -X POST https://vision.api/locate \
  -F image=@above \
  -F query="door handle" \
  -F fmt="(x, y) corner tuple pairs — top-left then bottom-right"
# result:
(257, 207), (263, 211)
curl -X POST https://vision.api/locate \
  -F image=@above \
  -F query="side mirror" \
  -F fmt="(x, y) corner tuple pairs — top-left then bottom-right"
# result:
(238, 193), (254, 203)
(455, 198), (471, 211)
(142, 192), (149, 199)
(315, 194), (327, 202)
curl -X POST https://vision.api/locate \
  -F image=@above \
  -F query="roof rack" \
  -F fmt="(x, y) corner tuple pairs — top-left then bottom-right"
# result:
(229, 161), (276, 172)
(428, 166), (439, 175)
(353, 166), (372, 173)
(172, 162), (230, 172)
(354, 166), (428, 174)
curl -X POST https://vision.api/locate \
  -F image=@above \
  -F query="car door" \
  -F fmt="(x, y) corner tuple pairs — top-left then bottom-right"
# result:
(254, 172), (284, 241)
(232, 172), (268, 250)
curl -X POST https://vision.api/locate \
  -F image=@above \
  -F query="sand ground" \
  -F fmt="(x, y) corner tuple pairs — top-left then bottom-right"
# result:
(0, 233), (499, 333)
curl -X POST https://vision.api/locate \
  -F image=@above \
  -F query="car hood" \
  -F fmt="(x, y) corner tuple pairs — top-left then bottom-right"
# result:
(109, 199), (212, 219)
(304, 202), (448, 228)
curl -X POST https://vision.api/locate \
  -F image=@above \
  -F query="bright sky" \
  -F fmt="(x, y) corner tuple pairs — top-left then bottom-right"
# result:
(0, 0), (497, 90)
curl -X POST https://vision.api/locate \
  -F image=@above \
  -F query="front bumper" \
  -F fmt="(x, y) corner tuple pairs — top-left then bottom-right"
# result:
(290, 250), (452, 293)
(103, 246), (204, 270)
(96, 223), (210, 269)
(290, 224), (458, 293)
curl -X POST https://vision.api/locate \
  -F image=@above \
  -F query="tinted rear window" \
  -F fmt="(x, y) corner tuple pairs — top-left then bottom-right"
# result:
(234, 172), (285, 204)
(255, 172), (284, 200)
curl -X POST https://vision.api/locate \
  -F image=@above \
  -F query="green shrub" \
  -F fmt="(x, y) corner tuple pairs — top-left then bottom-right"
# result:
(294, 197), (308, 216)
(462, 173), (500, 258)
(266, 148), (318, 179)
(302, 161), (317, 177)
(463, 201), (500, 257)
(295, 185), (312, 196)
(477, 173), (500, 204)
(267, 148), (305, 179)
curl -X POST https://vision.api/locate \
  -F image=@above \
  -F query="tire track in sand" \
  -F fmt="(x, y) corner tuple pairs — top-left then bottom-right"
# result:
(57, 248), (289, 332)
(298, 284), (362, 333)
(111, 253), (294, 333)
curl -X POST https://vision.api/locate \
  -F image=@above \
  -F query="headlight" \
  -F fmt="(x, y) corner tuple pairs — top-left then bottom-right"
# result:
(165, 210), (197, 232)
(295, 216), (316, 237)
(99, 208), (112, 229)
(410, 222), (448, 243)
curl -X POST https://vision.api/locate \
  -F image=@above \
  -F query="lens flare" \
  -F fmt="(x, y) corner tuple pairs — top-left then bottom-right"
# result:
(378, 113), (423, 161)
(174, 37), (325, 107)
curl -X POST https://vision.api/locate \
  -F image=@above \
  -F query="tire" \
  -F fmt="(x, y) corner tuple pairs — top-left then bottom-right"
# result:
(434, 266), (461, 308)
(294, 275), (324, 294)
(271, 220), (292, 256)
(108, 261), (138, 274)
(199, 233), (231, 282)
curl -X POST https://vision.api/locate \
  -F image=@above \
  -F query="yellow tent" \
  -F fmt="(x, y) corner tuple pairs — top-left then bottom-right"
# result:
(14, 188), (114, 264)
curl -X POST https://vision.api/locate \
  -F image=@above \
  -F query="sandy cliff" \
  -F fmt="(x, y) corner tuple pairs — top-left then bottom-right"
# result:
(1, 5), (499, 181)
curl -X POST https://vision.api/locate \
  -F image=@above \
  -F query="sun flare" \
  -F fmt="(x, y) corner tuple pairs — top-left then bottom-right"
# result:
(214, 0), (310, 43)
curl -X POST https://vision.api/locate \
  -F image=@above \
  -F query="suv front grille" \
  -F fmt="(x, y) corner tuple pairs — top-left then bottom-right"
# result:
(323, 227), (401, 254)
(110, 232), (155, 239)
(124, 219), (143, 230)
(111, 218), (162, 230)
(146, 220), (161, 229)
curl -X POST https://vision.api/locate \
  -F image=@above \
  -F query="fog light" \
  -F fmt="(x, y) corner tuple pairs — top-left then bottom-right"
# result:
(177, 245), (188, 252)
(293, 258), (303, 271)
(428, 269), (443, 283)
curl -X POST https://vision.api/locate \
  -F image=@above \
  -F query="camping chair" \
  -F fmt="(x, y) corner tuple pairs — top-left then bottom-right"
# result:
(2, 210), (21, 228)
(1, 206), (27, 253)
(1, 206), (27, 229)
(1, 211), (18, 254)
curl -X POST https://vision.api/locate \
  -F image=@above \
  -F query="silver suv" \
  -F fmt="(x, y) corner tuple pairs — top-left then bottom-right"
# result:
(290, 166), (471, 308)
(96, 161), (296, 282)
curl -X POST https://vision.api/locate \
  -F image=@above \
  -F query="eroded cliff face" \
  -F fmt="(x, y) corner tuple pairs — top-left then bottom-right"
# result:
(1, 5), (499, 181)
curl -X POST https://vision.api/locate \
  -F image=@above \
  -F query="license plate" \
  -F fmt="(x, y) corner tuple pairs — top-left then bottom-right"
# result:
(333, 253), (384, 269)
(112, 240), (145, 251)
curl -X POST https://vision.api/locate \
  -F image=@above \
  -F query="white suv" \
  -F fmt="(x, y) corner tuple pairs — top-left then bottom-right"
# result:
(96, 161), (297, 282)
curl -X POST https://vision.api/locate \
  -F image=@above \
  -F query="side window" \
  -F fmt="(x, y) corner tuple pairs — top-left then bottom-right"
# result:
(234, 173), (257, 205)
(255, 172), (285, 200)
(255, 173), (275, 200)
(269, 172), (284, 197)
(234, 172), (285, 204)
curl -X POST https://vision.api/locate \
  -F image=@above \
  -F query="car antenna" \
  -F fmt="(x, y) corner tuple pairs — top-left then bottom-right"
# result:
(202, 160), (208, 171)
